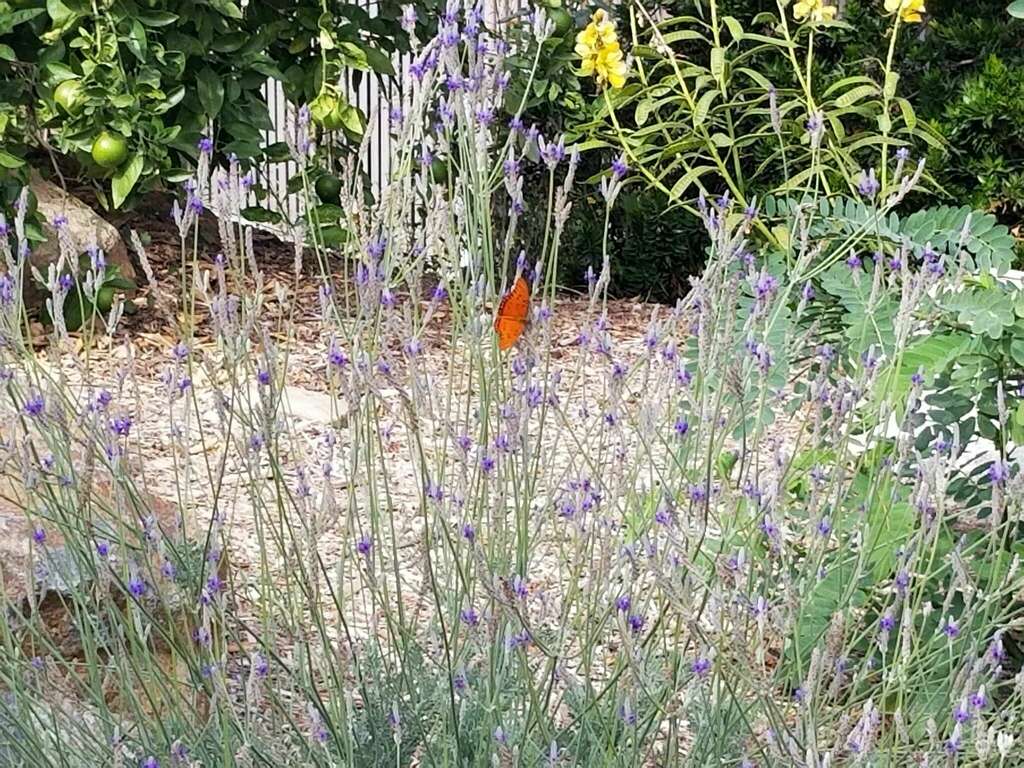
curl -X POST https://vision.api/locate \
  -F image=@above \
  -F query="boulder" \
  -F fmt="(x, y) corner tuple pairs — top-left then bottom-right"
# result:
(0, 478), (219, 720)
(0, 481), (220, 655)
(0, 479), (180, 655)
(25, 175), (136, 305)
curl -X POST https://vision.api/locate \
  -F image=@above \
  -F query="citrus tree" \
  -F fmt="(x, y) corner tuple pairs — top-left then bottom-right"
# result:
(0, 0), (419, 210)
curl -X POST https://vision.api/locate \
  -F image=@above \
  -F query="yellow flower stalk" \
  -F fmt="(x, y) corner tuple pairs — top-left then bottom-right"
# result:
(884, 0), (926, 23)
(576, 9), (628, 89)
(793, 0), (838, 23)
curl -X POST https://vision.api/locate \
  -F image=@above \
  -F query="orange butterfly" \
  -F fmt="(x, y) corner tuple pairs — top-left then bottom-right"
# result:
(494, 275), (529, 351)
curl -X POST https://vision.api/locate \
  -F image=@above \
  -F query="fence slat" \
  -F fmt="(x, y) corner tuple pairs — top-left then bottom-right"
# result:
(249, 0), (524, 237)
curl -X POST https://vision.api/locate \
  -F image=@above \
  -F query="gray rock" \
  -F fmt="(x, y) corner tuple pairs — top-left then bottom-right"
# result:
(25, 174), (136, 305)
(0, 480), (195, 658)
(281, 384), (349, 424)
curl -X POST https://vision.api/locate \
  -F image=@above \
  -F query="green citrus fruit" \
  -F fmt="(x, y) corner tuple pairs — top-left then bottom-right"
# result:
(315, 174), (342, 204)
(95, 286), (114, 313)
(54, 79), (84, 114)
(548, 7), (574, 37)
(91, 131), (129, 169)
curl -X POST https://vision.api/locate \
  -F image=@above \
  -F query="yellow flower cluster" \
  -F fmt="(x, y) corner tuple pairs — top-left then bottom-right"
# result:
(792, 0), (837, 23)
(885, 0), (926, 22)
(575, 9), (627, 89)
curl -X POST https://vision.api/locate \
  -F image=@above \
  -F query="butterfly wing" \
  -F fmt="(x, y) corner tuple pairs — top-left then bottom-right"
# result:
(494, 276), (529, 351)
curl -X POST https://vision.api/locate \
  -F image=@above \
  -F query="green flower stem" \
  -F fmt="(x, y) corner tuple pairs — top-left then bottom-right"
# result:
(880, 15), (903, 190)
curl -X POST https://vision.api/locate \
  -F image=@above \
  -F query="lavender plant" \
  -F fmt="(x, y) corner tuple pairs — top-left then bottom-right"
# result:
(0, 3), (1021, 767)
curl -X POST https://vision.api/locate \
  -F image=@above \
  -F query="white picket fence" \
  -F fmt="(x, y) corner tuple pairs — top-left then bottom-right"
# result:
(254, 58), (398, 227)
(254, 76), (399, 227)
(251, 0), (531, 229)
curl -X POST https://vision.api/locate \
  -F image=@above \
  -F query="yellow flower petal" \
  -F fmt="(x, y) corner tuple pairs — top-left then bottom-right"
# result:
(900, 0), (925, 22)
(577, 9), (629, 90)
(794, 0), (836, 22)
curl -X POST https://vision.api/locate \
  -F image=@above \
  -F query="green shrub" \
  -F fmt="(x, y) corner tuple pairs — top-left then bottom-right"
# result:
(0, 0), (416, 208)
(508, 0), (1024, 294)
(514, 149), (709, 301)
(929, 54), (1024, 216)
(558, 186), (709, 301)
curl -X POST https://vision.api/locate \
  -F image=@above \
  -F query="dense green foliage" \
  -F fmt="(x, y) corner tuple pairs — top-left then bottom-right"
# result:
(556, 184), (709, 301)
(510, 0), (1024, 296)
(852, 0), (1024, 216)
(742, 0), (1024, 220)
(0, 0), (418, 209)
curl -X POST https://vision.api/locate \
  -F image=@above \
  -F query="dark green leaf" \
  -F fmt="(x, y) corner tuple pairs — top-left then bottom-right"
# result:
(866, 502), (914, 581)
(0, 8), (45, 35)
(125, 20), (147, 61)
(319, 225), (349, 246)
(220, 140), (262, 158)
(241, 207), (284, 224)
(196, 67), (225, 118)
(889, 332), (971, 402)
(209, 0), (244, 19)
(309, 204), (343, 222)
(45, 0), (74, 26)
(136, 10), (179, 26)
(360, 45), (395, 76)
(111, 154), (144, 209)
(1011, 337), (1024, 367)
(785, 559), (863, 681)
